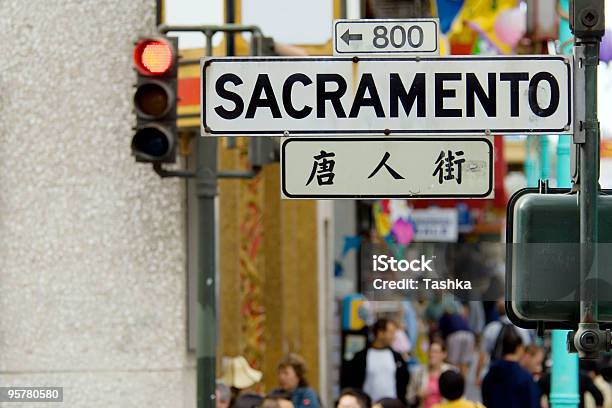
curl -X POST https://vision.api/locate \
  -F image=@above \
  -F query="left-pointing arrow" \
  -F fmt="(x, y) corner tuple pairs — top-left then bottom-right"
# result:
(340, 29), (363, 45)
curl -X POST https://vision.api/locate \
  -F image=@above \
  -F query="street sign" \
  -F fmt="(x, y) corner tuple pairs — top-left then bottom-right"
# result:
(202, 56), (572, 136)
(281, 137), (493, 199)
(333, 19), (439, 56)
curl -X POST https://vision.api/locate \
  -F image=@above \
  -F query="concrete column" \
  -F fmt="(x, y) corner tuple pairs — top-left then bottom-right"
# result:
(0, 2), (191, 406)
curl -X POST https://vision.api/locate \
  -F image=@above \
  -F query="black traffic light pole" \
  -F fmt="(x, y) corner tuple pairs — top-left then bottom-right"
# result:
(568, 0), (607, 357)
(155, 24), (262, 407)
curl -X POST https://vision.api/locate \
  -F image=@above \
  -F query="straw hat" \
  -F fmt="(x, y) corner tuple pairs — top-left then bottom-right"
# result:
(219, 356), (263, 389)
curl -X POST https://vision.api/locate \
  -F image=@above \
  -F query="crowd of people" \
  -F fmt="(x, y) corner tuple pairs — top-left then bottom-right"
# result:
(215, 298), (612, 408)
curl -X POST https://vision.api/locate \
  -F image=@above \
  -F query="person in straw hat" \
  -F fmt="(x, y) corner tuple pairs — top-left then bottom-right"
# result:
(219, 356), (264, 407)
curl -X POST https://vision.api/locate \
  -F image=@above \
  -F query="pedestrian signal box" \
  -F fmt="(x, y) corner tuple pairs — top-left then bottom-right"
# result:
(506, 188), (612, 330)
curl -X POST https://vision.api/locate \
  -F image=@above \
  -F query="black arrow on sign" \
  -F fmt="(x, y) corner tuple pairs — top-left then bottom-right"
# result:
(340, 29), (363, 45)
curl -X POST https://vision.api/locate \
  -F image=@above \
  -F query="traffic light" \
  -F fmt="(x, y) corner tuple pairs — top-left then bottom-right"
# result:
(506, 187), (612, 330)
(132, 36), (178, 163)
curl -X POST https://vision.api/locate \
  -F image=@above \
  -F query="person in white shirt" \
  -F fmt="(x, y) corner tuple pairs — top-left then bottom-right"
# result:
(342, 318), (410, 404)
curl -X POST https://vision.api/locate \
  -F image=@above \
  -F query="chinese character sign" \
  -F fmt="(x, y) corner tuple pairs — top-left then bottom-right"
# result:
(433, 150), (466, 185)
(282, 137), (493, 199)
(368, 152), (405, 180)
(306, 150), (336, 186)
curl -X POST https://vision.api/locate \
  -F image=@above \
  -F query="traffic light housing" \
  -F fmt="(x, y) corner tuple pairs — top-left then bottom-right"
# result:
(506, 187), (612, 330)
(132, 36), (178, 163)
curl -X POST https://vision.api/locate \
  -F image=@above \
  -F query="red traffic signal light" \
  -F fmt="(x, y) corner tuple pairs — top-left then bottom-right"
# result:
(133, 37), (176, 76)
(132, 35), (178, 164)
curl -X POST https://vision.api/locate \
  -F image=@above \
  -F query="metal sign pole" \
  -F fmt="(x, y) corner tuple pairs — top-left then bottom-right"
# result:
(194, 31), (218, 408)
(568, 0), (606, 357)
(156, 23), (264, 407)
(578, 40), (599, 324)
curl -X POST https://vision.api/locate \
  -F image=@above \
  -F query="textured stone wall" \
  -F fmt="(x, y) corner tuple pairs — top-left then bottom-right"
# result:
(0, 1), (192, 406)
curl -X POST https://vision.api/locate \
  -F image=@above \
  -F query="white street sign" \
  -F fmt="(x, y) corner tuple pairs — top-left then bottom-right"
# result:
(202, 56), (572, 136)
(333, 18), (439, 56)
(281, 137), (493, 199)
